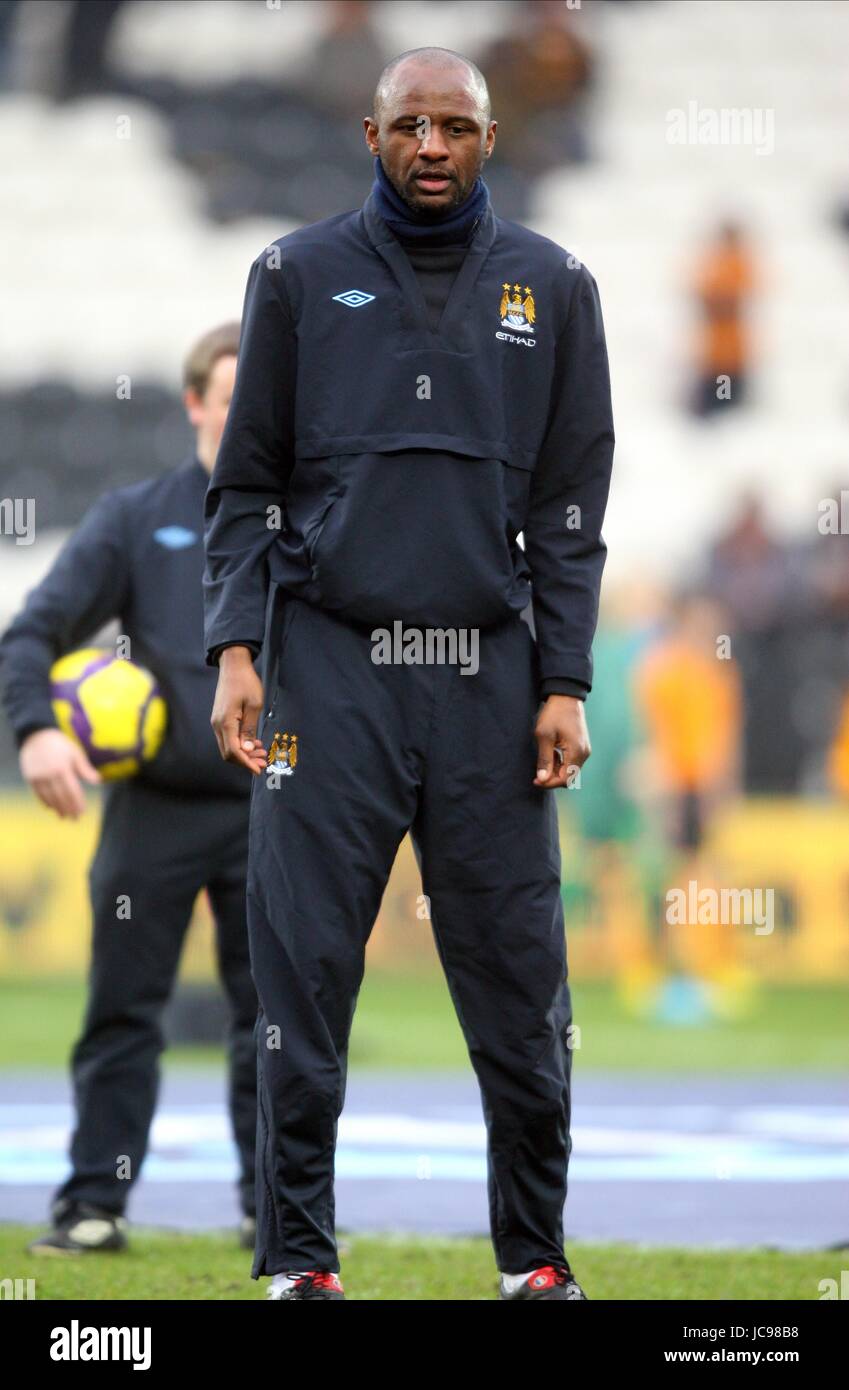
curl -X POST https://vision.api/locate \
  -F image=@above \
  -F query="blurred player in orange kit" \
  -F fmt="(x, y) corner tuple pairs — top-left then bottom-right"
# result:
(689, 221), (757, 416)
(634, 592), (742, 851)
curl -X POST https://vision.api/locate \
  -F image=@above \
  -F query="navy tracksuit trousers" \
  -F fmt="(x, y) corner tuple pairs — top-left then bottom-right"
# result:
(55, 781), (257, 1221)
(248, 597), (573, 1276)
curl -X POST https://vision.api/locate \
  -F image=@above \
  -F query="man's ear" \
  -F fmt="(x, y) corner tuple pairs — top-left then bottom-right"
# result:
(183, 387), (203, 429)
(363, 117), (379, 155)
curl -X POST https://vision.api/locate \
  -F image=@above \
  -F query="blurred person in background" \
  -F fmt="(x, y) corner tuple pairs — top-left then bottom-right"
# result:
(0, 324), (259, 1256)
(689, 220), (757, 417)
(810, 480), (849, 629)
(632, 591), (747, 995)
(0, 0), (21, 89)
(477, 0), (593, 174)
(703, 494), (818, 793)
(808, 481), (849, 792)
(633, 591), (742, 852)
(827, 686), (849, 796)
(296, 0), (387, 120)
(0, 0), (128, 101)
(53, 0), (127, 102)
(704, 493), (795, 633)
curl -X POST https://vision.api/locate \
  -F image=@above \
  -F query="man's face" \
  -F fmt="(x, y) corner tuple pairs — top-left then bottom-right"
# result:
(184, 354), (237, 471)
(364, 62), (496, 217)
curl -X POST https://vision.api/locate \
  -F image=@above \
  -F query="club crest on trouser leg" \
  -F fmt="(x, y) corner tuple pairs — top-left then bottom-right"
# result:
(266, 731), (298, 776)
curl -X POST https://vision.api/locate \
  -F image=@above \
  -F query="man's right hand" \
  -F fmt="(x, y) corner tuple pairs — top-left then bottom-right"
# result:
(210, 645), (267, 775)
(19, 728), (101, 819)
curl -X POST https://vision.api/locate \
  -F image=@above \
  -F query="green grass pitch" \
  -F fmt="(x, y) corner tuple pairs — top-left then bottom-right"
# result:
(1, 1228), (845, 1300)
(1, 976), (847, 1072)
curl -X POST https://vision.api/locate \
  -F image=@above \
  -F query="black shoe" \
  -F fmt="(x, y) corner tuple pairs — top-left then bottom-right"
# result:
(499, 1261), (588, 1300)
(239, 1215), (257, 1250)
(28, 1201), (128, 1257)
(267, 1271), (345, 1300)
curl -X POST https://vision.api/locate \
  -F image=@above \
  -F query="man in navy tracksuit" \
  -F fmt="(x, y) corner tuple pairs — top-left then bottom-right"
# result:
(204, 48), (614, 1302)
(0, 324), (259, 1255)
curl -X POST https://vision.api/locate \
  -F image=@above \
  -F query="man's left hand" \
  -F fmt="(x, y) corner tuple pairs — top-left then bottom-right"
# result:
(534, 695), (591, 789)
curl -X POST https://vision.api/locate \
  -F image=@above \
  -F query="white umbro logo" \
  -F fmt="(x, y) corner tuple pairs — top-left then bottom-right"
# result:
(332, 289), (375, 308)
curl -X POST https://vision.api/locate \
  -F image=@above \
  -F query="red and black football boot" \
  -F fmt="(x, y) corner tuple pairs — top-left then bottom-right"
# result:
(499, 1261), (588, 1300)
(267, 1271), (345, 1300)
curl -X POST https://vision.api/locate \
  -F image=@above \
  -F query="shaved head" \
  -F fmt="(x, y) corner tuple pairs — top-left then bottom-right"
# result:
(373, 47), (491, 128)
(365, 47), (496, 217)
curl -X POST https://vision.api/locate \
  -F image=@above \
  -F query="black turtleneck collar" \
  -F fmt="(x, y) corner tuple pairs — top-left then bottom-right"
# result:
(371, 154), (490, 248)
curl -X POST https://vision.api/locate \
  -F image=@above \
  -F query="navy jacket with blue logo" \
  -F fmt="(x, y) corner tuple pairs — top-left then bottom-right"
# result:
(203, 189), (615, 693)
(0, 457), (250, 798)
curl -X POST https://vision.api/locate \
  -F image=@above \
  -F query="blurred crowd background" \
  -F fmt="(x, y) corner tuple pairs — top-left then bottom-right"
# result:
(1, 0), (848, 1009)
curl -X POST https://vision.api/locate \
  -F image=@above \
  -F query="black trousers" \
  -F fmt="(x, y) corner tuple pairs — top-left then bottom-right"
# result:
(54, 780), (257, 1219)
(249, 598), (573, 1277)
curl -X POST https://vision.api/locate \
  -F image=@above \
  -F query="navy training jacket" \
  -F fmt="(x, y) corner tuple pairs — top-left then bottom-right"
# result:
(203, 188), (615, 691)
(1, 458), (251, 799)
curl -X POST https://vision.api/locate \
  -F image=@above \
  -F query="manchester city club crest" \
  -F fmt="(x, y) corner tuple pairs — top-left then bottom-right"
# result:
(266, 730), (298, 776)
(499, 282), (536, 332)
